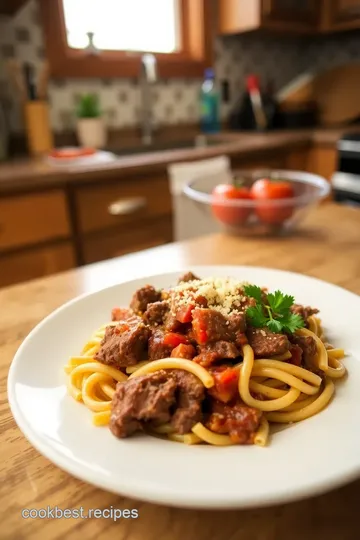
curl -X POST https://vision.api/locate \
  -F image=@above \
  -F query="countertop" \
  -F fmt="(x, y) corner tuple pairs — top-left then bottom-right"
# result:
(1, 126), (359, 195)
(2, 202), (360, 540)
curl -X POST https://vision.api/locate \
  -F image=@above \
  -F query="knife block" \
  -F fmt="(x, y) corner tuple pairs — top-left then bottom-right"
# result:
(24, 101), (53, 156)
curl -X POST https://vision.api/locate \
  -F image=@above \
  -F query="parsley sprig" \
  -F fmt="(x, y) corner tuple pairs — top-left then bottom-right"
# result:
(243, 284), (304, 334)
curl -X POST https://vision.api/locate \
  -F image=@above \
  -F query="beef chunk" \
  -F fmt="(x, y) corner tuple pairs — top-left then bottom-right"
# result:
(192, 308), (231, 344)
(246, 327), (290, 357)
(170, 370), (205, 434)
(143, 301), (169, 325)
(130, 285), (161, 313)
(194, 341), (240, 367)
(290, 334), (317, 367)
(170, 343), (196, 359)
(227, 312), (246, 335)
(110, 371), (177, 438)
(290, 304), (319, 322)
(95, 317), (149, 368)
(111, 307), (133, 322)
(206, 400), (262, 444)
(177, 271), (200, 284)
(148, 329), (173, 360)
(164, 312), (185, 332)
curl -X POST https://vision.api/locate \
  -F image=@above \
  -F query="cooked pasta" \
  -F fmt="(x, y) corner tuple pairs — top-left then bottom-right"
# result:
(65, 274), (346, 447)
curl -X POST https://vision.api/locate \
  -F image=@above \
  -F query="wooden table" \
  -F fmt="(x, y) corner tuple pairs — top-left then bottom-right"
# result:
(2, 202), (360, 540)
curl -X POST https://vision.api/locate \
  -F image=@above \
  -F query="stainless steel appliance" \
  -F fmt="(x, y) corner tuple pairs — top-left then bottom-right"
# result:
(332, 133), (360, 206)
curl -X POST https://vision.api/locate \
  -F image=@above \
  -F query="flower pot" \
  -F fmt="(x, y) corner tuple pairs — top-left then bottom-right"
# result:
(76, 117), (107, 148)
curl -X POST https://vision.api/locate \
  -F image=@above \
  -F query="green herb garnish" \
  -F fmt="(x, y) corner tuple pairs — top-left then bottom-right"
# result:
(243, 284), (304, 334)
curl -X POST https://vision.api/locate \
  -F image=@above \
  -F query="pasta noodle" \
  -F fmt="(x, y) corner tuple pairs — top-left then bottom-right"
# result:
(65, 298), (346, 447)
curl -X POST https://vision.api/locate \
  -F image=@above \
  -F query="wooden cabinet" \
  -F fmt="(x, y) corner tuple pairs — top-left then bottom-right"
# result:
(75, 175), (172, 234)
(219, 0), (360, 34)
(0, 191), (70, 251)
(219, 0), (319, 34)
(262, 0), (319, 29)
(230, 153), (287, 170)
(0, 242), (75, 288)
(325, 0), (360, 30)
(83, 216), (173, 264)
(285, 145), (338, 181)
(0, 0), (27, 15)
(74, 173), (173, 265)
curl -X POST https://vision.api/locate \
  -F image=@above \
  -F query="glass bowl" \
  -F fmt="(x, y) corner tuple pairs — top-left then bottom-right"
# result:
(183, 169), (330, 236)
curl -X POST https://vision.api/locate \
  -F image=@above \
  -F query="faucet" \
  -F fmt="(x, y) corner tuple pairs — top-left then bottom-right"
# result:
(140, 53), (158, 145)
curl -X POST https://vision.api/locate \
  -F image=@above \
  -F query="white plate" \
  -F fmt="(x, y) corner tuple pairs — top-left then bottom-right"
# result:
(7, 266), (360, 509)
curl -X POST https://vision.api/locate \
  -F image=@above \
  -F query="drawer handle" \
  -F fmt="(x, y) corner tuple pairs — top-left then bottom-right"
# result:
(108, 197), (147, 216)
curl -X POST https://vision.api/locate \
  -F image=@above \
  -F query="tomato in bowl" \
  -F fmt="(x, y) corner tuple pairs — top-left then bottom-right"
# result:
(183, 169), (330, 236)
(211, 184), (252, 225)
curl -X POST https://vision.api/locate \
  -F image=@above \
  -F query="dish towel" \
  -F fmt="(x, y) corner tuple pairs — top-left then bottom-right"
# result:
(168, 156), (232, 241)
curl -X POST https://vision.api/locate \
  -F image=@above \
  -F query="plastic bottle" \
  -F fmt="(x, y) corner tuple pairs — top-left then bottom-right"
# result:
(200, 68), (220, 133)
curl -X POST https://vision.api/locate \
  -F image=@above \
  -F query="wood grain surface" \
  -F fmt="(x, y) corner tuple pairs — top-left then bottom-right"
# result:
(1, 202), (360, 540)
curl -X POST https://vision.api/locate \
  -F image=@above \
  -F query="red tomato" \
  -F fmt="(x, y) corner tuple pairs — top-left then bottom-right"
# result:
(175, 304), (195, 323)
(250, 178), (294, 224)
(211, 184), (252, 226)
(163, 333), (188, 348)
(208, 366), (239, 403)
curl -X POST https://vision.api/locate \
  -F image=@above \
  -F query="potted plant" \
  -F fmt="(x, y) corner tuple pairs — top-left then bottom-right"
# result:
(75, 93), (107, 148)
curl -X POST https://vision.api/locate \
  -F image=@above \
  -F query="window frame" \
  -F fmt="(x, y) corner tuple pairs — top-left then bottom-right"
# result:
(39, 0), (214, 78)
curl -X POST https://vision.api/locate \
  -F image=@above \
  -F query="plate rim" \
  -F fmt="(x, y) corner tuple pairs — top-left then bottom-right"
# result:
(7, 265), (360, 509)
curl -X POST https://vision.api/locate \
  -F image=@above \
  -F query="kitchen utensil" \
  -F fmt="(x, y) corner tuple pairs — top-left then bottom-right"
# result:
(24, 101), (53, 155)
(23, 63), (37, 100)
(37, 61), (50, 100)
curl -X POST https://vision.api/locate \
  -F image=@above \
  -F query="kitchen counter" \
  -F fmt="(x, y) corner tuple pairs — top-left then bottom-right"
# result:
(2, 202), (360, 540)
(1, 126), (358, 195)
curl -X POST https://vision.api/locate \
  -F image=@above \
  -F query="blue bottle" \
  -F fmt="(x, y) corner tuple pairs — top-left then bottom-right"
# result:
(200, 68), (220, 133)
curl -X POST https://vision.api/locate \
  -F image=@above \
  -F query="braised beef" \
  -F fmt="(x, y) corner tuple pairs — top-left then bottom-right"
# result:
(192, 308), (231, 343)
(143, 301), (169, 325)
(206, 400), (262, 444)
(290, 334), (317, 367)
(130, 285), (161, 313)
(164, 312), (184, 332)
(246, 327), (290, 357)
(148, 329), (173, 360)
(110, 369), (204, 438)
(194, 341), (239, 367)
(110, 371), (176, 438)
(290, 304), (319, 322)
(170, 370), (205, 434)
(177, 271), (200, 284)
(95, 318), (149, 368)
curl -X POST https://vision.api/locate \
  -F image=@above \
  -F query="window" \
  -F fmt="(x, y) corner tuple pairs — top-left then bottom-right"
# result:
(62, 0), (180, 53)
(39, 0), (213, 78)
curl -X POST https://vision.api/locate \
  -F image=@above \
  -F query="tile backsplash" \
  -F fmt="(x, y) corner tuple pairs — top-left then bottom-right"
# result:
(1, 0), (360, 134)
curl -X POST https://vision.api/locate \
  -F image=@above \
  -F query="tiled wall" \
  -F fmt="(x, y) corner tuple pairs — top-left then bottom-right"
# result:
(1, 0), (360, 134)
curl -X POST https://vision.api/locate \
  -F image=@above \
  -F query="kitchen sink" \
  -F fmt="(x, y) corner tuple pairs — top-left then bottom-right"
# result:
(104, 135), (227, 157)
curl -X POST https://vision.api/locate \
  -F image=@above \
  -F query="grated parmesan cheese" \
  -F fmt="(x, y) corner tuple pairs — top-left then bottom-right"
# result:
(170, 276), (249, 316)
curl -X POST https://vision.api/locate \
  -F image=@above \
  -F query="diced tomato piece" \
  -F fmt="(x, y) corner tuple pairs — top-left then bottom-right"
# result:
(163, 332), (188, 348)
(176, 304), (195, 323)
(171, 343), (196, 359)
(208, 366), (239, 403)
(191, 309), (209, 344)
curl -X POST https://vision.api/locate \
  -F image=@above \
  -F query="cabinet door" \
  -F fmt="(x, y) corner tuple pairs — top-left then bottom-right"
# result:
(0, 242), (75, 288)
(262, 0), (319, 28)
(83, 217), (173, 264)
(329, 0), (360, 27)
